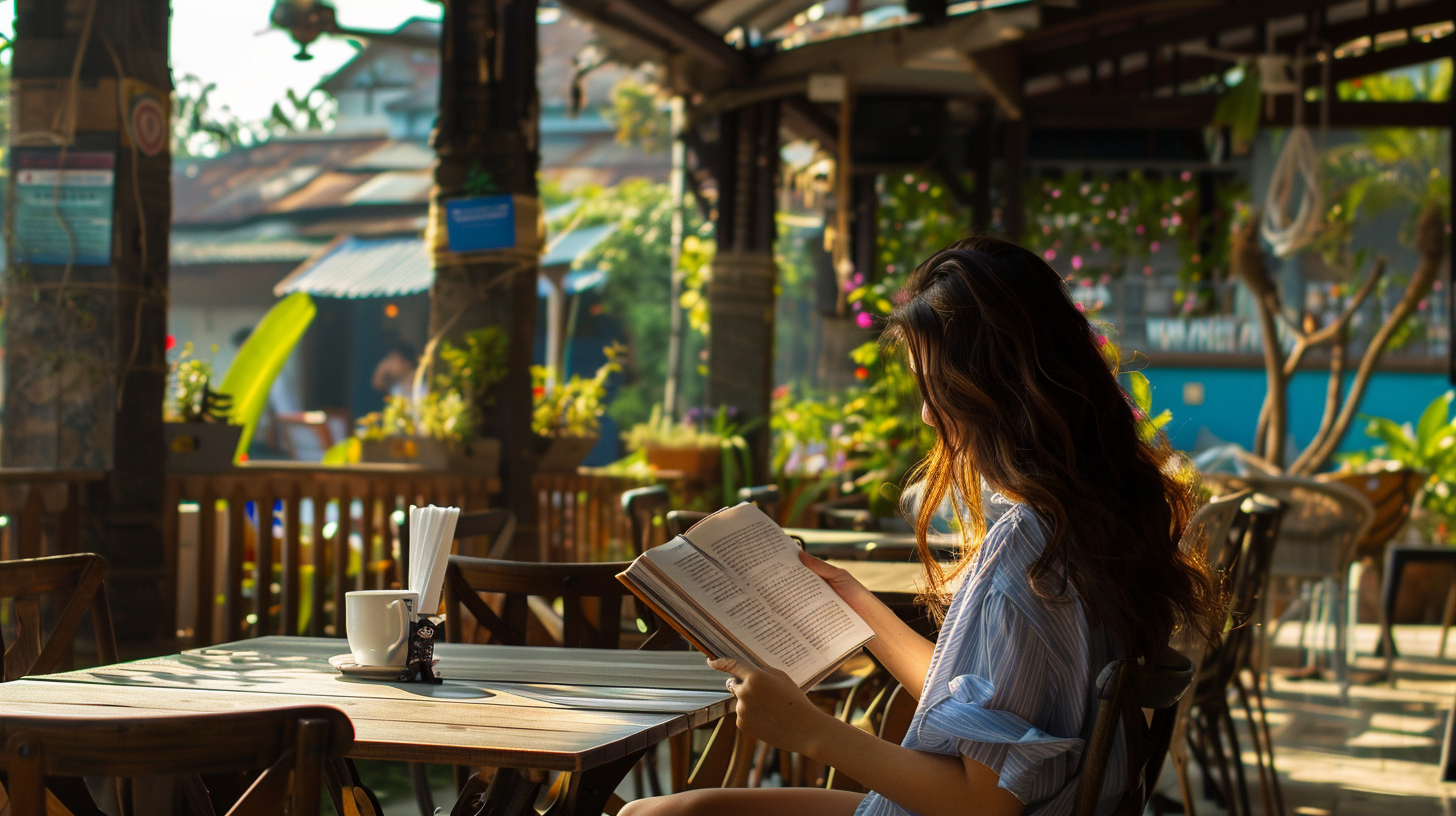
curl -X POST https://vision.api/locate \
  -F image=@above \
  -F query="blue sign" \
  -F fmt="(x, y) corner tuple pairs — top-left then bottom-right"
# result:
(445, 195), (516, 253)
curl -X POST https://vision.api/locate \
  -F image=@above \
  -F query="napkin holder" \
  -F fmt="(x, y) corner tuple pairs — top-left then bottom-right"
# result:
(398, 615), (444, 684)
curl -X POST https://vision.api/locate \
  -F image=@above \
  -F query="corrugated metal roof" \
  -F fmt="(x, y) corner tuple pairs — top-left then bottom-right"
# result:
(275, 222), (617, 299)
(276, 236), (432, 298)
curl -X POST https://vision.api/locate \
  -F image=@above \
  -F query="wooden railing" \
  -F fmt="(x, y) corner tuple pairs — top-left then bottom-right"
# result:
(167, 463), (498, 646)
(0, 470), (106, 560)
(533, 469), (718, 561)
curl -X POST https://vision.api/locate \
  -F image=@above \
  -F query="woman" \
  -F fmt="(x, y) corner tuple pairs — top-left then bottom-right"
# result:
(621, 236), (1221, 816)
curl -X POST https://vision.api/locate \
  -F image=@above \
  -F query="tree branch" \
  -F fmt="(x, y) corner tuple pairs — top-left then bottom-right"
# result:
(1290, 325), (1348, 475)
(1299, 205), (1447, 472)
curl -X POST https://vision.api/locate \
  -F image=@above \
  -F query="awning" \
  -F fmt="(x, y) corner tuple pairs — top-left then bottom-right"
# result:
(274, 222), (616, 299)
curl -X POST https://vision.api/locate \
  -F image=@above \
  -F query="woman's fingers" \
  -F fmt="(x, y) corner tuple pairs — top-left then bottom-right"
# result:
(708, 656), (751, 681)
(798, 550), (841, 577)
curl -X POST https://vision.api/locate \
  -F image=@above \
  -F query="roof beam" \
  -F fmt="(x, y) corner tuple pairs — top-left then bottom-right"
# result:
(1024, 0), (1337, 76)
(560, 0), (748, 76)
(1318, 37), (1453, 83)
(1026, 95), (1448, 128)
(1281, 0), (1450, 50)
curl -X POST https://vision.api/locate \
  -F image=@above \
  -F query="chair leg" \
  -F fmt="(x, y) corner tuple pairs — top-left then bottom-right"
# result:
(1439, 583), (1456, 660)
(1199, 709), (1236, 813)
(1234, 673), (1276, 816)
(1219, 705), (1254, 816)
(1173, 744), (1198, 816)
(410, 764), (436, 816)
(1247, 672), (1285, 816)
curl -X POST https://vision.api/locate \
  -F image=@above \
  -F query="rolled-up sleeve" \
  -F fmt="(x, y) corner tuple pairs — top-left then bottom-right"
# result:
(916, 588), (1084, 805)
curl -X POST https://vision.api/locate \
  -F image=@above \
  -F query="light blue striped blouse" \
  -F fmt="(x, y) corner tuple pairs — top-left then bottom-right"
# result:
(854, 493), (1127, 816)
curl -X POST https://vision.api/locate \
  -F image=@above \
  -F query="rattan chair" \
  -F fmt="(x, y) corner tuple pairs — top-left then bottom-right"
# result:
(1243, 474), (1373, 690)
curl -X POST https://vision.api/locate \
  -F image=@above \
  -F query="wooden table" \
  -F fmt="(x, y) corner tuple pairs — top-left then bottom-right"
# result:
(2, 636), (731, 816)
(831, 559), (930, 598)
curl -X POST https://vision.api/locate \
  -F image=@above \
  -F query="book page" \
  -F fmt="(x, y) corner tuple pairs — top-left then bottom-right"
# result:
(685, 505), (874, 674)
(642, 539), (818, 681)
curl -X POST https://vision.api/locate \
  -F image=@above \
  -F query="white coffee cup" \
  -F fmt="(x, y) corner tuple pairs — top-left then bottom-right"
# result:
(346, 590), (418, 667)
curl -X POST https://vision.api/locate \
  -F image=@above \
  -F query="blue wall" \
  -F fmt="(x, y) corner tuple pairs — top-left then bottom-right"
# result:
(1142, 367), (1451, 459)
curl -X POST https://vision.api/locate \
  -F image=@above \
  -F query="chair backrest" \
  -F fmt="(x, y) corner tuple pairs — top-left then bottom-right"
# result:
(442, 556), (671, 649)
(666, 510), (709, 538)
(1193, 493), (1284, 702)
(1072, 647), (1196, 816)
(0, 554), (117, 682)
(1242, 474), (1374, 580)
(737, 485), (781, 521)
(1181, 490), (1251, 568)
(1320, 468), (1426, 560)
(621, 485), (672, 556)
(0, 706), (353, 816)
(813, 494), (876, 531)
(399, 509), (517, 587)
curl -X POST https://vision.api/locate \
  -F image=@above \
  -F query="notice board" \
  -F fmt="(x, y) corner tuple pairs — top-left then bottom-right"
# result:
(12, 148), (116, 266)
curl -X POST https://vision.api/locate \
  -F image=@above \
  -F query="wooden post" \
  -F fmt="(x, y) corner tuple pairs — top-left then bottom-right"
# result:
(706, 101), (780, 482)
(4, 0), (172, 641)
(428, 0), (540, 546)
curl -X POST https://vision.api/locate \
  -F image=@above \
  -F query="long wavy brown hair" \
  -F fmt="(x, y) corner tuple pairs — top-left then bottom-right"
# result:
(888, 235), (1221, 657)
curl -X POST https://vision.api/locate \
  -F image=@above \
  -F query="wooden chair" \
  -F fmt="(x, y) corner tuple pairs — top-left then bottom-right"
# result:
(399, 508), (517, 589)
(737, 485), (781, 521)
(435, 556), (679, 812)
(442, 556), (673, 650)
(666, 510), (708, 538)
(1073, 648), (1196, 816)
(0, 554), (117, 682)
(0, 706), (353, 816)
(622, 485), (672, 556)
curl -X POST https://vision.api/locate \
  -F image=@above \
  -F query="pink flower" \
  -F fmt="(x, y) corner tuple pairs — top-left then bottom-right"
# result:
(1071, 256), (1083, 270)
(1149, 241), (1161, 253)
(1044, 249), (1057, 261)
(1095, 334), (1109, 348)
(856, 312), (875, 329)
(1075, 302), (1086, 312)
(1180, 171), (1192, 182)
(1135, 224), (1145, 235)
(1091, 241), (1102, 252)
(852, 273), (865, 286)
(1051, 189), (1062, 199)
(1100, 274), (1112, 284)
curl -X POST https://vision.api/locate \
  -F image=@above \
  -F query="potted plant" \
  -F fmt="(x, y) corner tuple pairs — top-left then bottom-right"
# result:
(625, 405), (755, 505)
(531, 343), (623, 472)
(164, 342), (241, 473)
(355, 328), (507, 475)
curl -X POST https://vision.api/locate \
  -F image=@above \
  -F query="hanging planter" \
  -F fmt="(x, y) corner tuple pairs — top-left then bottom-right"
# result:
(643, 443), (721, 478)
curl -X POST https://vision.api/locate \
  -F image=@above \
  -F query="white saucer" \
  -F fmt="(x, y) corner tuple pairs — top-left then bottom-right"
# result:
(329, 653), (438, 680)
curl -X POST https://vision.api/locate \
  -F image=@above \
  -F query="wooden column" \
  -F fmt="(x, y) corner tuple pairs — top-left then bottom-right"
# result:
(706, 101), (780, 482)
(5, 0), (172, 640)
(1000, 118), (1026, 243)
(428, 0), (540, 542)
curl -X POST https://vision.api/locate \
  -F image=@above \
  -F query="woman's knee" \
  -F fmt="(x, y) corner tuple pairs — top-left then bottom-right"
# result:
(618, 789), (739, 816)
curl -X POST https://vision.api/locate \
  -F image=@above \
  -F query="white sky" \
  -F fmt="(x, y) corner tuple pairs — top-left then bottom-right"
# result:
(0, 0), (443, 123)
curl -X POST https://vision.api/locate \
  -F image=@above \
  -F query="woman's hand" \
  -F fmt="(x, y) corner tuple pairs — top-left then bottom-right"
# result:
(799, 551), (885, 619)
(709, 658), (832, 757)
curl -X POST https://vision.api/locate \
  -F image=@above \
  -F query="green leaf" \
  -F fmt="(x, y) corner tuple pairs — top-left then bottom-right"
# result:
(1361, 415), (1415, 460)
(1127, 371), (1153, 414)
(218, 292), (317, 462)
(1417, 391), (1455, 457)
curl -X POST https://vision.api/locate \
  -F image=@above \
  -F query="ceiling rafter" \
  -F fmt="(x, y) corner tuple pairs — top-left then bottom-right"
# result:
(560, 0), (749, 76)
(1023, 0), (1341, 76)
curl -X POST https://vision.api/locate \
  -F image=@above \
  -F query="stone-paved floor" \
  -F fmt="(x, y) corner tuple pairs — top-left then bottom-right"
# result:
(1166, 623), (1456, 816)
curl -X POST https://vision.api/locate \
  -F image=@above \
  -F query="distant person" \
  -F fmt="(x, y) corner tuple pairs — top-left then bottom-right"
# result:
(622, 236), (1223, 816)
(372, 340), (418, 398)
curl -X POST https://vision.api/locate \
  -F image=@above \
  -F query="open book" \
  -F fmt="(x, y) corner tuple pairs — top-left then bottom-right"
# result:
(616, 503), (875, 689)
